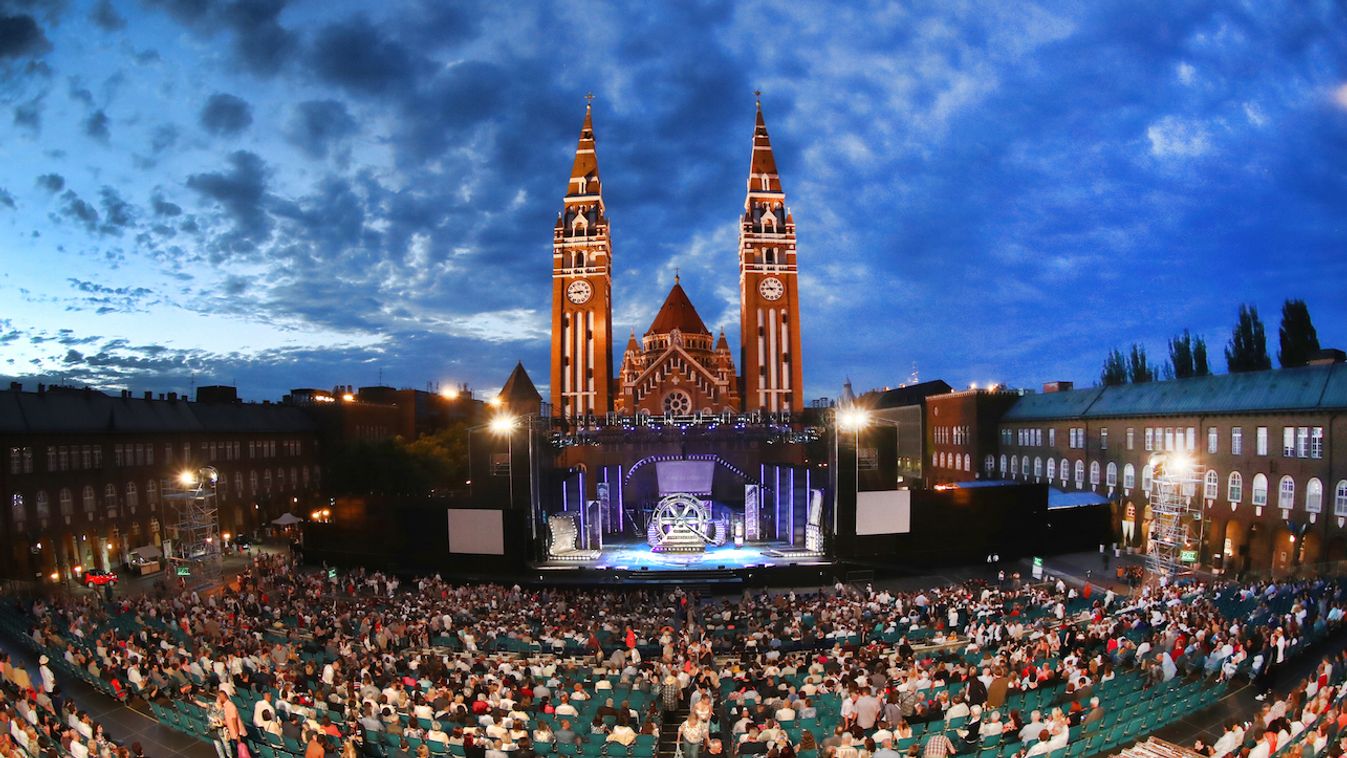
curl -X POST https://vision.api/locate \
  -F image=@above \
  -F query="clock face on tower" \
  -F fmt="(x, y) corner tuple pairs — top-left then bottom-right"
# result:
(567, 279), (593, 304)
(758, 276), (784, 301)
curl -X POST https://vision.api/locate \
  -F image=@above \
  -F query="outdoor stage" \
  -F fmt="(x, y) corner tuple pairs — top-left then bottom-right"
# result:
(532, 538), (833, 571)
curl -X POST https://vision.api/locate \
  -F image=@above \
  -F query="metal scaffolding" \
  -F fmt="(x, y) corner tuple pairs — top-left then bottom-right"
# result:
(160, 466), (222, 586)
(1146, 453), (1202, 580)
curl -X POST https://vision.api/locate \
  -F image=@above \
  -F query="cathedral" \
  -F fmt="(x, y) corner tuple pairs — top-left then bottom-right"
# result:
(549, 98), (804, 419)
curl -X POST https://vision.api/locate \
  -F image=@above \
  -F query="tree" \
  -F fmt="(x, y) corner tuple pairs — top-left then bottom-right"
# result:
(1278, 298), (1320, 368)
(1168, 330), (1196, 379)
(1128, 343), (1155, 383)
(1193, 335), (1210, 376)
(1101, 348), (1127, 387)
(1226, 304), (1271, 372)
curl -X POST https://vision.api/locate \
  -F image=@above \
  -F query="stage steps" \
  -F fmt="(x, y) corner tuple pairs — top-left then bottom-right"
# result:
(620, 569), (743, 586)
(658, 698), (691, 758)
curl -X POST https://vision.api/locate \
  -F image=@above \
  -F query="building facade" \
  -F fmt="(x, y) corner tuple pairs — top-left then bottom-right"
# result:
(995, 364), (1347, 576)
(924, 388), (1023, 486)
(1, 383), (322, 582)
(549, 98), (804, 420)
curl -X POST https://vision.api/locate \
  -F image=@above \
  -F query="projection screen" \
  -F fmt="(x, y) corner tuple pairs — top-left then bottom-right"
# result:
(855, 490), (912, 535)
(447, 509), (505, 555)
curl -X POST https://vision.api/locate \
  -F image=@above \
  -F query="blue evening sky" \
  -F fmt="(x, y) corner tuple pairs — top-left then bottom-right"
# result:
(1, 1), (1344, 402)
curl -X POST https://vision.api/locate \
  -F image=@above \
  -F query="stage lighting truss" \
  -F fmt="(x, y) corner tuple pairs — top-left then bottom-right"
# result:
(647, 493), (718, 553)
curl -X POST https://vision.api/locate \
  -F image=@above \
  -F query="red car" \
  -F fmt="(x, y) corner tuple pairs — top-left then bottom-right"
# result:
(82, 569), (118, 588)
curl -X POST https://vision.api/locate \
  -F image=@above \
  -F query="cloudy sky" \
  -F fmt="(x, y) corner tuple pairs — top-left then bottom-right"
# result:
(1, 1), (1344, 403)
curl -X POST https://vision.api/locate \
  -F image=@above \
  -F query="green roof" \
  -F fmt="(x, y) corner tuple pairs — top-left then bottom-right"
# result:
(1003, 363), (1347, 421)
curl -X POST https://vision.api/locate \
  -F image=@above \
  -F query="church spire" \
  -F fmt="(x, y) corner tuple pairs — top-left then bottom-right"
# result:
(748, 95), (781, 193)
(567, 94), (602, 199)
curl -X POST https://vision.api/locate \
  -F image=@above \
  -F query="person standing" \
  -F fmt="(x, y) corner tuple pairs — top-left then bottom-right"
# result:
(679, 713), (706, 758)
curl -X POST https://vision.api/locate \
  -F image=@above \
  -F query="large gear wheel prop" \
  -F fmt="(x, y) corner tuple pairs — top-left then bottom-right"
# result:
(647, 493), (712, 553)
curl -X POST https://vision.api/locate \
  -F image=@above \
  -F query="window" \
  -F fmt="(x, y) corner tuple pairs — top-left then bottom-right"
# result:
(10, 494), (23, 527)
(985, 455), (995, 475)
(1283, 427), (1295, 457)
(1123, 463), (1136, 490)
(34, 491), (48, 520)
(126, 482), (138, 509)
(1100, 428), (1109, 450)
(1204, 470), (1219, 500)
(1126, 427), (1135, 450)
(1185, 427), (1196, 452)
(1164, 428), (1175, 451)
(1232, 427), (1243, 455)
(1046, 458), (1056, 481)
(962, 454), (971, 472)
(1060, 458), (1070, 483)
(1252, 473), (1268, 507)
(1089, 461), (1100, 486)
(1144, 428), (1154, 452)
(1107, 462), (1118, 487)
(1207, 427), (1218, 454)
(1336, 481), (1347, 518)
(1306, 478), (1323, 514)
(82, 485), (96, 515)
(1021, 455), (1029, 477)
(1034, 457), (1043, 478)
(146, 480), (158, 508)
(1010, 456), (1019, 476)
(59, 488), (73, 517)
(104, 483), (119, 517)
(1142, 464), (1153, 492)
(1311, 427), (1324, 459)
(1256, 427), (1268, 456)
(1296, 427), (1309, 458)
(1047, 429), (1055, 447)
(1228, 472), (1243, 503)
(1278, 476), (1295, 510)
(1074, 460), (1085, 488)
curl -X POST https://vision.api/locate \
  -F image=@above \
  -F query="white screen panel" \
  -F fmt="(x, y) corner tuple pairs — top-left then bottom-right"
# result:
(447, 509), (505, 555)
(656, 460), (715, 494)
(855, 490), (911, 535)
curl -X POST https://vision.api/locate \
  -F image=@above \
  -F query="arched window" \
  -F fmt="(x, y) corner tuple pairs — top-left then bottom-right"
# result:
(104, 483), (119, 517)
(10, 494), (24, 527)
(1251, 474), (1268, 507)
(1204, 470), (1219, 501)
(302, 466), (311, 487)
(1228, 472), (1243, 503)
(937, 452), (945, 469)
(59, 488), (73, 517)
(290, 466), (299, 490)
(1021, 456), (1030, 478)
(82, 485), (96, 515)
(1123, 463), (1135, 490)
(1278, 476), (1295, 510)
(1060, 458), (1070, 484)
(1142, 464), (1153, 492)
(264, 469), (273, 492)
(1010, 456), (1018, 476)
(999, 454), (1008, 476)
(1089, 461), (1101, 486)
(1106, 462), (1118, 487)
(1046, 459), (1056, 481)
(34, 491), (49, 520)
(1336, 481), (1347, 518)
(1306, 478), (1323, 514)
(963, 454), (971, 472)
(146, 480), (158, 507)
(235, 472), (244, 497)
(1074, 460), (1085, 488)
(277, 468), (287, 491)
(250, 470), (259, 495)
(985, 455), (995, 475)
(1034, 457), (1043, 478)
(126, 482), (138, 509)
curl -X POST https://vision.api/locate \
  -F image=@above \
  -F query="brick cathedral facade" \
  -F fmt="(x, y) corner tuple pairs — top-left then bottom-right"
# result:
(549, 99), (804, 419)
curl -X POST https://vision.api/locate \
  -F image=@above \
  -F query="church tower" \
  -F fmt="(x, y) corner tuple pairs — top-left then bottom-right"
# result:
(738, 98), (803, 414)
(550, 100), (614, 418)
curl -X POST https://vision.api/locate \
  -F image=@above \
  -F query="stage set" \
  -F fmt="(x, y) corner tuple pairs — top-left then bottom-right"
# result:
(534, 417), (833, 574)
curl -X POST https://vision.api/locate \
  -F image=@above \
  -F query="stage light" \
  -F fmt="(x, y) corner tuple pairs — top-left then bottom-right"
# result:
(837, 408), (870, 431)
(441, 387), (460, 400)
(489, 413), (517, 435)
(341, 392), (355, 402)
(178, 470), (197, 487)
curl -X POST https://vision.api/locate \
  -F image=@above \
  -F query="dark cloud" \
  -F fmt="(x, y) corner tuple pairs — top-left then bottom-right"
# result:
(308, 15), (420, 95)
(67, 76), (93, 107)
(0, 13), (49, 59)
(199, 92), (253, 136)
(13, 99), (41, 132)
(222, 0), (298, 76)
(0, 188), (14, 209)
(83, 109), (109, 142)
(151, 193), (182, 217)
(89, 0), (125, 31)
(56, 189), (98, 231)
(98, 186), (134, 234)
(63, 349), (83, 363)
(186, 150), (272, 252)
(35, 173), (63, 192)
(285, 99), (357, 159)
(150, 124), (179, 153)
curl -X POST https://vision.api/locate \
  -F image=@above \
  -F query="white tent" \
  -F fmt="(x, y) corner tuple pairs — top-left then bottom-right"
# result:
(271, 512), (303, 526)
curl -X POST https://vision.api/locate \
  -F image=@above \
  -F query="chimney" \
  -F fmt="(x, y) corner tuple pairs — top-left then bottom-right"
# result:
(167, 392), (178, 401)
(1042, 381), (1074, 394)
(9, 382), (20, 392)
(37, 383), (46, 394)
(1308, 348), (1345, 366)
(158, 393), (165, 400)
(144, 391), (152, 400)
(121, 390), (131, 399)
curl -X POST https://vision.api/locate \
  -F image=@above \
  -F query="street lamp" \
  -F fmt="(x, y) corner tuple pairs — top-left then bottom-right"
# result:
(489, 413), (518, 509)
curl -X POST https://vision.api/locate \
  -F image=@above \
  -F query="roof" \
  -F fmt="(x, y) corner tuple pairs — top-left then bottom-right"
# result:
(0, 387), (316, 435)
(869, 380), (953, 409)
(1047, 487), (1110, 510)
(499, 362), (541, 404)
(747, 101), (781, 191)
(646, 281), (710, 336)
(1003, 363), (1347, 421)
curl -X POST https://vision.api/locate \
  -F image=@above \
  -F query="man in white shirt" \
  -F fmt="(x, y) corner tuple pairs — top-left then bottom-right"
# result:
(254, 692), (276, 729)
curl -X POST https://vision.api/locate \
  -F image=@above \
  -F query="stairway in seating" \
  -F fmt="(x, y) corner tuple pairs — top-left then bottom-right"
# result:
(1114, 737), (1204, 758)
(659, 699), (691, 758)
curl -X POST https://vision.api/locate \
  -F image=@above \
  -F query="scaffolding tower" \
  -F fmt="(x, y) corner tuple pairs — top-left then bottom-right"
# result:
(160, 466), (222, 586)
(1146, 453), (1203, 580)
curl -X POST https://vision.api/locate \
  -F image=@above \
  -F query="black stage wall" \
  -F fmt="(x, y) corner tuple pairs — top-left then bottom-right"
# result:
(302, 496), (530, 577)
